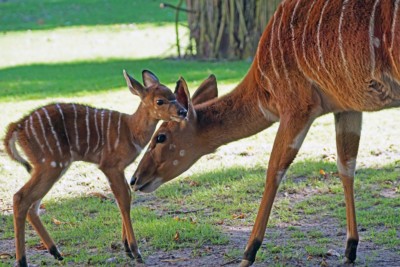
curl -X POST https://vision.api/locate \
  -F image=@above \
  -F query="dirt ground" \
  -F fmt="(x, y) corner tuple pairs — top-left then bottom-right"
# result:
(1, 214), (399, 267)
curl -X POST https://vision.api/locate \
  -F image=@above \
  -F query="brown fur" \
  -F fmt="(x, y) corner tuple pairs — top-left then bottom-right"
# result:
(4, 70), (191, 267)
(132, 1), (400, 266)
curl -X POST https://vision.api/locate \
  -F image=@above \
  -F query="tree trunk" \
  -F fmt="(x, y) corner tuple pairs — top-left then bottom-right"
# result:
(186, 0), (281, 60)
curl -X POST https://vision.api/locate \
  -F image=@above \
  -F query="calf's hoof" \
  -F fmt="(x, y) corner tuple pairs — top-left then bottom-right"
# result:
(49, 246), (63, 261)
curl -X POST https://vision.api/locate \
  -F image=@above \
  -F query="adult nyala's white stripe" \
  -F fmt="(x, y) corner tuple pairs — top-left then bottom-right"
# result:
(101, 109), (105, 148)
(84, 106), (91, 157)
(278, 3), (293, 91)
(114, 113), (122, 149)
(258, 99), (279, 122)
(369, 0), (381, 78)
(56, 103), (71, 147)
(72, 104), (80, 151)
(269, 13), (280, 79)
(290, 0), (310, 81)
(107, 110), (113, 151)
(390, 0), (400, 74)
(24, 119), (31, 139)
(35, 111), (54, 155)
(29, 115), (45, 153)
(42, 107), (63, 156)
(338, 0), (352, 80)
(316, 0), (334, 84)
(302, 0), (322, 82)
(255, 30), (274, 94)
(392, 0), (400, 51)
(93, 109), (101, 152)
(257, 61), (274, 94)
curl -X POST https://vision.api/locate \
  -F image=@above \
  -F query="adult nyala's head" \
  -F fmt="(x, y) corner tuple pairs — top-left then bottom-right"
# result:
(131, 74), (219, 192)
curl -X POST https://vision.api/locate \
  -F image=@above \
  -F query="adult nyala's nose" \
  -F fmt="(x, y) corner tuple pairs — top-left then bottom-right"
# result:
(130, 176), (137, 186)
(178, 108), (187, 118)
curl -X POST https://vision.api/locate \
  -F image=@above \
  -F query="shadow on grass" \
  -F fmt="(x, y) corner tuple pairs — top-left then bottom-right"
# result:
(0, 160), (398, 265)
(0, 58), (250, 102)
(0, 0), (185, 32)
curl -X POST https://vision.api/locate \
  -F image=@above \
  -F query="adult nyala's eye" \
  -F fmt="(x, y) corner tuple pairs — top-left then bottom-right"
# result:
(156, 99), (164, 105)
(156, 134), (166, 143)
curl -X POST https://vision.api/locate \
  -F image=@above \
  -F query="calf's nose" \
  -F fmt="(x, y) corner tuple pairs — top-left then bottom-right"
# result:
(130, 176), (137, 186)
(178, 108), (187, 118)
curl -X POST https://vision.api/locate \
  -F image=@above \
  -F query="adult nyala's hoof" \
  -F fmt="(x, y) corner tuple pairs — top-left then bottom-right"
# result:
(14, 256), (27, 267)
(345, 238), (358, 263)
(135, 254), (144, 264)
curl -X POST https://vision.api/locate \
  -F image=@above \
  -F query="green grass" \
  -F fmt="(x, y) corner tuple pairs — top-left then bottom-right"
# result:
(0, 0), (185, 32)
(1, 0), (399, 266)
(0, 195), (226, 265)
(0, 59), (250, 102)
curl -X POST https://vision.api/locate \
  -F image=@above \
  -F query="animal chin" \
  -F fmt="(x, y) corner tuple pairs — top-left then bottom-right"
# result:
(137, 177), (163, 193)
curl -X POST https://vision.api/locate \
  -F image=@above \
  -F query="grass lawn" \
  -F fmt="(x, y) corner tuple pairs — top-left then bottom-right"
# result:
(0, 0), (399, 266)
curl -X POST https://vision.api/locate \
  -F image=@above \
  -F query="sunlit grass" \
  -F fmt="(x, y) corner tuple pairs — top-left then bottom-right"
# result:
(0, 59), (250, 102)
(0, 0), (185, 32)
(0, 25), (188, 68)
(0, 0), (399, 265)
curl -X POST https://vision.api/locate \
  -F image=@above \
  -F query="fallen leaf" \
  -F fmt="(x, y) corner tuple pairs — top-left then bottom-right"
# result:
(52, 218), (63, 225)
(307, 255), (313, 261)
(173, 231), (180, 241)
(232, 213), (245, 219)
(0, 253), (13, 259)
(189, 180), (199, 187)
(87, 192), (109, 200)
(33, 242), (47, 251)
(326, 249), (340, 257)
(319, 169), (326, 176)
(189, 216), (196, 224)
(215, 219), (224, 225)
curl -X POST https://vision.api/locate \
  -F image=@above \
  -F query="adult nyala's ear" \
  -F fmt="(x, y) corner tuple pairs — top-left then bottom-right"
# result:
(123, 70), (145, 97)
(192, 74), (218, 105)
(142, 70), (160, 88)
(175, 77), (196, 121)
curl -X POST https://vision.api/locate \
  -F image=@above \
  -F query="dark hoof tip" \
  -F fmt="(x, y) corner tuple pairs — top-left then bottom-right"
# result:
(125, 252), (135, 259)
(49, 246), (63, 261)
(16, 256), (28, 267)
(136, 255), (144, 263)
(56, 255), (64, 261)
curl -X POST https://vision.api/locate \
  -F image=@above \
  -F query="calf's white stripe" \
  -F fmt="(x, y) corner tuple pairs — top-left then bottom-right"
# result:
(36, 111), (54, 155)
(42, 107), (63, 156)
(84, 106), (91, 157)
(72, 104), (80, 151)
(30, 115), (45, 153)
(93, 109), (101, 152)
